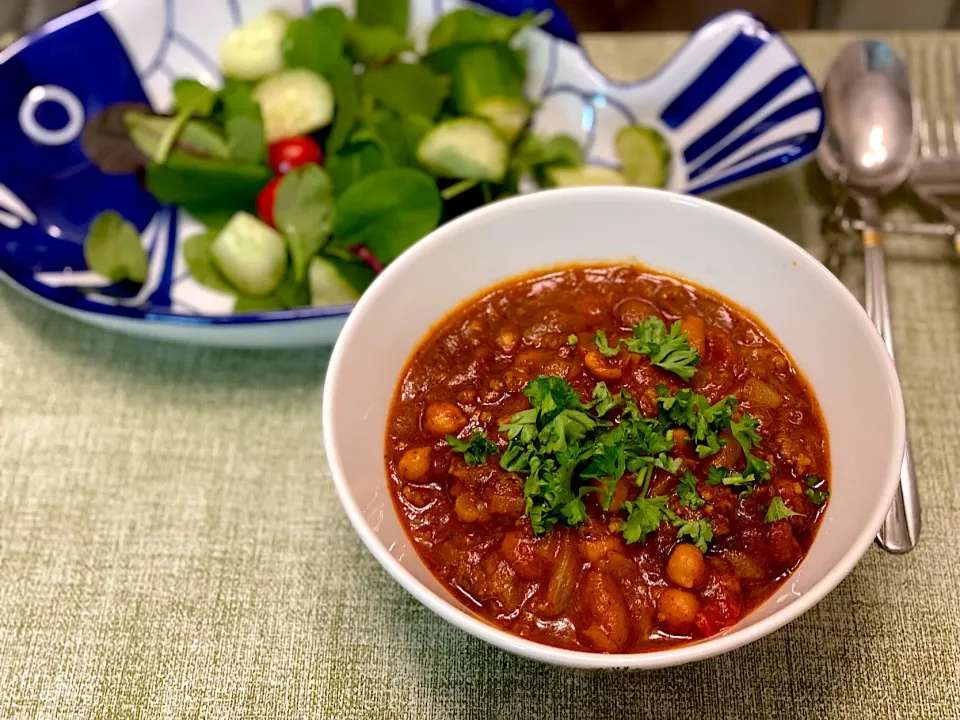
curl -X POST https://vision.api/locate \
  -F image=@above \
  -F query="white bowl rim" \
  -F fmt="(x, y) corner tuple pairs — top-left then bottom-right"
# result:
(322, 186), (906, 669)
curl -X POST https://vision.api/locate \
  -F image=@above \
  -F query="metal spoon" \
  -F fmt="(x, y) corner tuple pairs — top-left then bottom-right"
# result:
(817, 39), (921, 554)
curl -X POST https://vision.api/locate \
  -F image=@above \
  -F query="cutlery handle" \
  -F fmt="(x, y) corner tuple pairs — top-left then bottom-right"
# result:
(863, 235), (922, 553)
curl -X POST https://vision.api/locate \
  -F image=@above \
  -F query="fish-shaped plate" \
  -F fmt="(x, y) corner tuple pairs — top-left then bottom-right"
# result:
(0, 0), (823, 347)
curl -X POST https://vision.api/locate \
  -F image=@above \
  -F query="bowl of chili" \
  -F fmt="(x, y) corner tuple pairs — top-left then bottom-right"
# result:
(323, 187), (905, 668)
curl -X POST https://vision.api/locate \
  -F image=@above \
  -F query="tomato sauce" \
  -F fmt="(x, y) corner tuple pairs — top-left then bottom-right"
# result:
(385, 264), (829, 653)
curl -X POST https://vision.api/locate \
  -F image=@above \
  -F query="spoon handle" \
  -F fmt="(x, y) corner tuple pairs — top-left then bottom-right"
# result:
(863, 232), (922, 553)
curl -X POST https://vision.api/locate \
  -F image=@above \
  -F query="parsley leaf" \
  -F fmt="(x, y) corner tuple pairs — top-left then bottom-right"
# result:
(620, 495), (673, 544)
(594, 329), (620, 357)
(804, 475), (830, 505)
(621, 317), (701, 380)
(587, 382), (619, 417)
(706, 465), (730, 486)
(656, 385), (736, 459)
(731, 413), (772, 483)
(446, 431), (499, 466)
(695, 433), (724, 459)
(677, 470), (705, 509)
(675, 518), (713, 552)
(765, 496), (804, 523)
(567, 334), (578, 346)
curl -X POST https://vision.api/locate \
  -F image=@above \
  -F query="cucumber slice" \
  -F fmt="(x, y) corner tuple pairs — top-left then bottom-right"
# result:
(309, 256), (362, 306)
(546, 166), (628, 188)
(211, 212), (288, 297)
(416, 118), (508, 182)
(219, 10), (290, 81)
(615, 125), (671, 188)
(252, 69), (335, 143)
(474, 97), (530, 142)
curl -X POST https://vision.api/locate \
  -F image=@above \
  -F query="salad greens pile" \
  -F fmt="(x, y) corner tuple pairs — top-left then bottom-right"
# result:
(82, 0), (672, 313)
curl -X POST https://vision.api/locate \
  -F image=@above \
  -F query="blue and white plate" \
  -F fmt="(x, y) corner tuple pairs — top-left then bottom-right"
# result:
(0, 0), (824, 347)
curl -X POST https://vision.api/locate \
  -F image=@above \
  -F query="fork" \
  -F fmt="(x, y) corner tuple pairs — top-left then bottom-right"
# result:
(909, 41), (960, 251)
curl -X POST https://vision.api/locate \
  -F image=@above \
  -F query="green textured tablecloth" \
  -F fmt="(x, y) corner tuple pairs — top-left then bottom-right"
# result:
(2, 32), (960, 719)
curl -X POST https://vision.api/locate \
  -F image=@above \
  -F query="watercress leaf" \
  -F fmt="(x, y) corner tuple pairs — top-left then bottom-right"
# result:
(145, 151), (272, 218)
(332, 167), (442, 264)
(273, 164), (335, 282)
(173, 78), (217, 117)
(427, 8), (545, 51)
(344, 21), (414, 65)
(360, 63), (450, 119)
(282, 7), (346, 76)
(356, 0), (409, 35)
(220, 82), (267, 163)
(83, 211), (148, 283)
(765, 496), (804, 523)
(274, 262), (312, 309)
(183, 229), (234, 293)
(323, 57), (359, 156)
(234, 294), (286, 313)
(446, 43), (525, 114)
(124, 111), (230, 162)
(327, 139), (391, 195)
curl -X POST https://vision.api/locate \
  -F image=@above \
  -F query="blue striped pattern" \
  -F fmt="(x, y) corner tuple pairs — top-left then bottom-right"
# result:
(687, 93), (820, 181)
(660, 32), (766, 130)
(683, 65), (806, 164)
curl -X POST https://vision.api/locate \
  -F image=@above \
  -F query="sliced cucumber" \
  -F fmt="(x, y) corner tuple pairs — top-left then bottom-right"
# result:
(416, 118), (508, 182)
(615, 125), (671, 188)
(124, 111), (229, 160)
(211, 212), (288, 297)
(474, 97), (530, 142)
(252, 69), (335, 143)
(219, 10), (290, 81)
(309, 256), (362, 306)
(546, 165), (628, 188)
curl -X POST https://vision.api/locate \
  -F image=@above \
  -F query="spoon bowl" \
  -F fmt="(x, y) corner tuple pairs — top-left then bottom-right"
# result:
(818, 39), (917, 197)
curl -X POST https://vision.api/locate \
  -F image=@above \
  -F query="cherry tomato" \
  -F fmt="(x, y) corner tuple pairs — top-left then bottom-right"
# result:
(256, 176), (282, 228)
(268, 136), (323, 174)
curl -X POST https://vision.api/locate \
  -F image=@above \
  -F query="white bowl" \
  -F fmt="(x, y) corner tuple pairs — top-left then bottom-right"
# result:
(322, 187), (905, 669)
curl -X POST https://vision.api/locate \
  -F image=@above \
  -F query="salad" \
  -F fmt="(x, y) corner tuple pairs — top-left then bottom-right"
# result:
(82, 0), (671, 312)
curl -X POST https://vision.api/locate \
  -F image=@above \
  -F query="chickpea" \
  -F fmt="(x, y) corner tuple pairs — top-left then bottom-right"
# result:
(666, 543), (706, 589)
(585, 350), (622, 381)
(423, 402), (466, 436)
(614, 297), (659, 328)
(657, 588), (700, 634)
(454, 493), (482, 523)
(397, 447), (432, 482)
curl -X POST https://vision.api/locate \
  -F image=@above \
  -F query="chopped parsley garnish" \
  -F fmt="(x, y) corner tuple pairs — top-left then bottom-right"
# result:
(676, 518), (714, 553)
(677, 470), (705, 509)
(494, 368), (772, 553)
(621, 495), (673, 544)
(804, 475), (830, 505)
(446, 432), (499, 466)
(731, 413), (772, 482)
(656, 385), (736, 460)
(706, 465), (730, 486)
(594, 329), (620, 357)
(593, 317), (701, 379)
(765, 496), (804, 523)
(567, 334), (578, 346)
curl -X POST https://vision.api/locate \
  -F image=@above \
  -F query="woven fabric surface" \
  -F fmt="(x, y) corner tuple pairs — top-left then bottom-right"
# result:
(1, 32), (960, 720)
